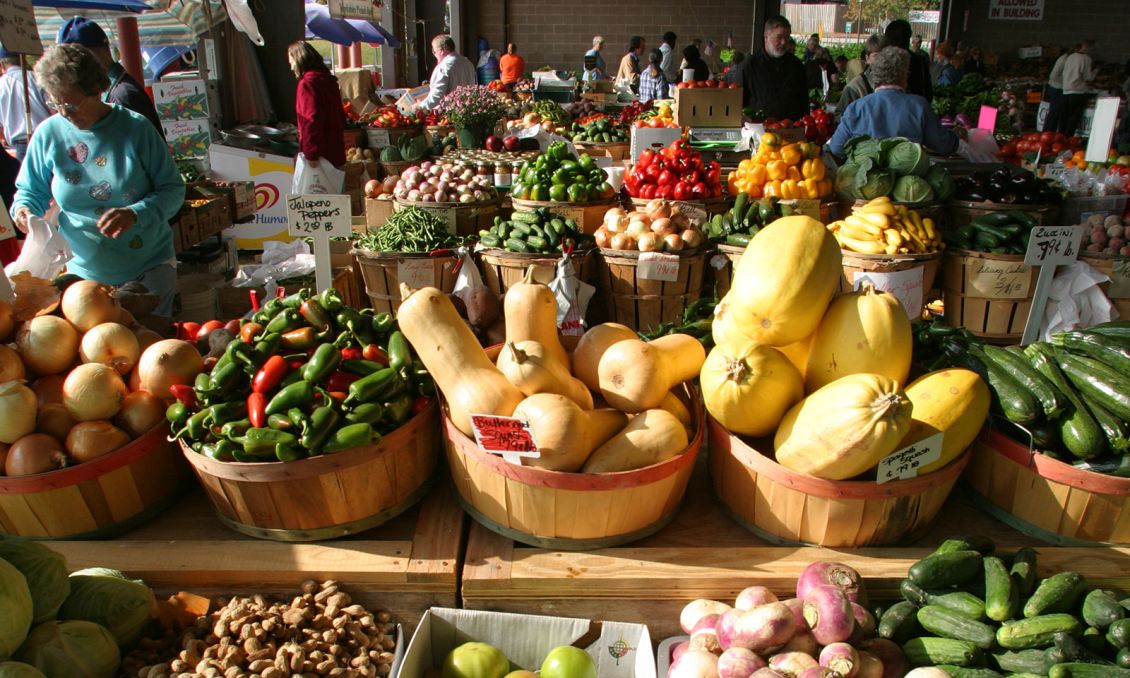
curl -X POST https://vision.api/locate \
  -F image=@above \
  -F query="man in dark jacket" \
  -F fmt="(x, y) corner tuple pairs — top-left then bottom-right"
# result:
(742, 15), (808, 121)
(883, 19), (932, 101)
(56, 18), (164, 136)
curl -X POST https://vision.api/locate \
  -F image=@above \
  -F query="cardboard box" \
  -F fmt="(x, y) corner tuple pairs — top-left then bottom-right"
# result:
(162, 118), (217, 158)
(365, 197), (395, 231)
(170, 207), (199, 252)
(152, 78), (219, 120)
(398, 608), (654, 678)
(629, 126), (683, 163)
(190, 180), (257, 221)
(673, 87), (742, 127)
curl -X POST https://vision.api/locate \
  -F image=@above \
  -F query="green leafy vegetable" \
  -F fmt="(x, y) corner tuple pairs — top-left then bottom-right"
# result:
(0, 559), (31, 661)
(834, 162), (863, 200)
(884, 139), (930, 177)
(847, 137), (882, 165)
(856, 167), (895, 200)
(0, 537), (70, 624)
(57, 568), (154, 650)
(15, 621), (119, 678)
(926, 164), (956, 201)
(892, 175), (936, 205)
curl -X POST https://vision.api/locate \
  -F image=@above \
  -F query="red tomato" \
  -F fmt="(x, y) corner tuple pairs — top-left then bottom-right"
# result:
(223, 319), (241, 335)
(729, 83), (740, 89)
(1051, 142), (1066, 153)
(178, 322), (201, 341)
(1040, 131), (1055, 144)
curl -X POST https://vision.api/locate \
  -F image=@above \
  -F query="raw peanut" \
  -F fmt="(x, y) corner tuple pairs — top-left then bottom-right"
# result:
(248, 659), (274, 673)
(376, 652), (394, 665)
(283, 608), (308, 626)
(301, 580), (319, 594)
(261, 668), (284, 678)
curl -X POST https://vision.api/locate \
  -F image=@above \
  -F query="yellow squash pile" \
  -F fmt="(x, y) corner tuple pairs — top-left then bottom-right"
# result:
(397, 268), (705, 474)
(828, 196), (942, 255)
(700, 215), (988, 481)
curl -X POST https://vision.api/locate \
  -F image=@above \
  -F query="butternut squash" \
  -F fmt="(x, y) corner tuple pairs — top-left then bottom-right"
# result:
(658, 391), (692, 428)
(512, 394), (627, 471)
(700, 341), (803, 437)
(573, 323), (637, 391)
(774, 373), (912, 480)
(804, 283), (912, 393)
(498, 340), (593, 409)
(899, 369), (990, 475)
(729, 216), (842, 346)
(499, 267), (569, 369)
(598, 334), (706, 413)
(396, 285), (524, 436)
(582, 409), (688, 473)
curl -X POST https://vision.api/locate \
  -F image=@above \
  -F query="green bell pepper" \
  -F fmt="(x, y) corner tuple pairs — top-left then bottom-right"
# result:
(549, 184), (568, 201)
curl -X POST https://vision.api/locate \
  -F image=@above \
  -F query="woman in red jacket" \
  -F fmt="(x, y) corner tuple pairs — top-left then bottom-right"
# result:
(288, 41), (346, 169)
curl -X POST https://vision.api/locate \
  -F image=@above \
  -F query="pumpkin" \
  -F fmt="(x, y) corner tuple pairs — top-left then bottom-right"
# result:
(804, 283), (912, 393)
(497, 341), (593, 409)
(728, 216), (841, 346)
(597, 334), (705, 413)
(511, 394), (626, 471)
(774, 373), (912, 480)
(499, 267), (570, 370)
(700, 341), (804, 437)
(898, 369), (990, 475)
(397, 286), (524, 436)
(572, 323), (636, 391)
(582, 409), (689, 473)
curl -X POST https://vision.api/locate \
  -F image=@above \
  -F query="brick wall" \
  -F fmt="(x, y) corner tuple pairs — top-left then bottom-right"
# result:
(949, 0), (1129, 66)
(467, 0), (757, 75)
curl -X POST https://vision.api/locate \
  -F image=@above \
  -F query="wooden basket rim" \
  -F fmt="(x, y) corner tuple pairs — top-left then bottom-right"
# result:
(180, 399), (437, 482)
(846, 198), (941, 209)
(841, 249), (942, 264)
(598, 247), (706, 261)
(715, 244), (745, 255)
(573, 140), (630, 148)
(351, 248), (456, 261)
(512, 197), (619, 208)
(949, 200), (1058, 212)
(367, 125), (422, 132)
(985, 427), (1130, 495)
(1078, 253), (1130, 262)
(0, 422), (171, 494)
(944, 248), (1029, 263)
(708, 415), (972, 498)
(394, 197), (501, 209)
(478, 248), (594, 263)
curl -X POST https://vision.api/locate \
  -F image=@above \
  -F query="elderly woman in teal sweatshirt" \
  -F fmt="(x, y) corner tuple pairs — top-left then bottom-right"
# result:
(12, 43), (184, 316)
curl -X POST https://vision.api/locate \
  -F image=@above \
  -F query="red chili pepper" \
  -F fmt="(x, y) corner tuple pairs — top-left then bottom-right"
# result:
(327, 391), (348, 403)
(203, 356), (219, 371)
(169, 384), (197, 408)
(411, 396), (432, 415)
(247, 392), (267, 428)
(362, 344), (389, 365)
(340, 346), (363, 361)
(288, 360), (304, 370)
(240, 322), (265, 344)
(252, 355), (289, 394)
(325, 370), (360, 392)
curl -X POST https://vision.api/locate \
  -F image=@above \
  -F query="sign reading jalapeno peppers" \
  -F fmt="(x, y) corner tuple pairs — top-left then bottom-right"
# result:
(167, 288), (434, 463)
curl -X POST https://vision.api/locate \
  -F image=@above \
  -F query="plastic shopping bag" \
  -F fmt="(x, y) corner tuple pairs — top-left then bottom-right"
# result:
(550, 252), (594, 336)
(5, 215), (72, 280)
(957, 129), (1001, 163)
(291, 153), (346, 195)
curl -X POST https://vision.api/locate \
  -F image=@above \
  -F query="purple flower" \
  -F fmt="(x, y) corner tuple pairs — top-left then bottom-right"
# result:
(435, 85), (508, 129)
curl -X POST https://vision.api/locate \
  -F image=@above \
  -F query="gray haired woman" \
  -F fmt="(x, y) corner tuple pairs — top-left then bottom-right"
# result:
(11, 43), (184, 316)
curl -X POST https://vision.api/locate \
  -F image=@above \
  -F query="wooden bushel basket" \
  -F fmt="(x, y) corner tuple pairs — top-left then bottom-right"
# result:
(966, 428), (1130, 545)
(706, 244), (744, 299)
(477, 248), (594, 295)
(352, 248), (458, 315)
(393, 197), (501, 238)
(180, 400), (441, 541)
(839, 250), (941, 319)
(573, 141), (630, 161)
(947, 201), (1060, 232)
(707, 416), (970, 547)
(629, 196), (732, 216)
(942, 249), (1036, 342)
(839, 199), (946, 231)
(511, 197), (618, 234)
(1079, 254), (1130, 319)
(595, 248), (706, 333)
(0, 424), (190, 539)
(443, 387), (703, 550)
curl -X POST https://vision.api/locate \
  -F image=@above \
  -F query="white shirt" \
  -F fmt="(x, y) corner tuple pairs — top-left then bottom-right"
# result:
(659, 43), (678, 83)
(419, 53), (478, 111)
(1062, 52), (1095, 94)
(1047, 53), (1069, 89)
(0, 66), (50, 145)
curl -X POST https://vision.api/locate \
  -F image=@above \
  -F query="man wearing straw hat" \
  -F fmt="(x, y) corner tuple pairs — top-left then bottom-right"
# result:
(0, 48), (50, 162)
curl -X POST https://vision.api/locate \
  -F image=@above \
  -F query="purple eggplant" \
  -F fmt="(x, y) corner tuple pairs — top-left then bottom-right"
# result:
(802, 584), (855, 646)
(819, 642), (860, 678)
(716, 602), (799, 653)
(735, 586), (779, 610)
(796, 561), (867, 606)
(717, 647), (767, 678)
(768, 651), (818, 676)
(859, 638), (909, 678)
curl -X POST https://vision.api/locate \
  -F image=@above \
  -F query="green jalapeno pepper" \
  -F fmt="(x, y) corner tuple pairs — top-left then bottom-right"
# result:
(345, 367), (402, 406)
(302, 343), (342, 384)
(300, 406), (340, 452)
(387, 331), (411, 373)
(265, 381), (320, 416)
(344, 402), (385, 425)
(323, 423), (379, 454)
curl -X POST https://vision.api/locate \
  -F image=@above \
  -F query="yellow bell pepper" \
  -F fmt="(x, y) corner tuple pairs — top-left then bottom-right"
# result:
(764, 180), (781, 198)
(781, 180), (800, 200)
(728, 173), (739, 195)
(748, 164), (767, 185)
(760, 132), (781, 148)
(802, 178), (820, 199)
(802, 158), (826, 181)
(799, 141), (821, 159)
(766, 160), (788, 181)
(787, 165), (802, 182)
(738, 158), (754, 173)
(780, 143), (802, 166)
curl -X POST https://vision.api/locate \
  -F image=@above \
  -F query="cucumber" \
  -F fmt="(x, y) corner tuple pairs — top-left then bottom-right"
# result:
(933, 536), (998, 556)
(903, 637), (984, 667)
(984, 555), (1020, 622)
(564, 218), (579, 232)
(1108, 619), (1130, 648)
(917, 605), (998, 649)
(511, 211), (540, 224)
(510, 223), (532, 237)
(910, 549), (985, 589)
(1056, 352), (1130, 422)
(731, 192), (748, 224)
(879, 600), (921, 642)
(937, 667), (1002, 678)
(932, 591), (990, 620)
(497, 222), (511, 239)
(480, 234), (502, 248)
(998, 614), (1082, 650)
(901, 579), (931, 607)
(1118, 647), (1130, 668)
(1082, 589), (1126, 629)
(987, 344), (1068, 418)
(946, 339), (1040, 424)
(1052, 631), (1105, 663)
(1049, 663), (1130, 678)
(529, 223), (547, 240)
(1085, 400), (1130, 454)
(1011, 547), (1039, 598)
(992, 649), (1051, 675)
(1081, 626), (1107, 653)
(504, 238), (530, 253)
(1024, 572), (1088, 618)
(1025, 343), (1107, 460)
(1054, 331), (1130, 379)
(526, 235), (548, 251)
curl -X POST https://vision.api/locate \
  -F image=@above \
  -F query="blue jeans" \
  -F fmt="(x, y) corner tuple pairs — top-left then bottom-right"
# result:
(134, 264), (177, 317)
(10, 140), (27, 162)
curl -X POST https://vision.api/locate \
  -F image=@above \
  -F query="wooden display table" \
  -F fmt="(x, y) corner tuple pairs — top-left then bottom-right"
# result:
(48, 483), (467, 635)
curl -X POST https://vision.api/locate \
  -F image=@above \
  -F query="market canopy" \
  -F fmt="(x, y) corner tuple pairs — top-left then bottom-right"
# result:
(304, 1), (399, 47)
(33, 0), (229, 48)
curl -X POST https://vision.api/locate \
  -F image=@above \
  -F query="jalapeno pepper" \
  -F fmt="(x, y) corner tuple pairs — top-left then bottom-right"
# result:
(175, 407), (213, 440)
(302, 343), (342, 384)
(200, 440), (237, 461)
(275, 443), (305, 461)
(280, 327), (321, 350)
(342, 359), (386, 376)
(232, 428), (298, 461)
(382, 393), (414, 428)
(287, 407), (309, 432)
(279, 368), (305, 388)
(323, 423), (379, 454)
(345, 367), (403, 406)
(166, 402), (189, 426)
(300, 406), (341, 452)
(337, 309), (376, 345)
(317, 287), (344, 312)
(371, 312), (395, 337)
(362, 344), (389, 365)
(265, 380), (320, 416)
(252, 355), (289, 394)
(247, 392), (268, 428)
(252, 297), (285, 324)
(410, 363), (435, 397)
(279, 288), (311, 309)
(240, 322), (265, 343)
(220, 418), (252, 439)
(267, 413), (296, 430)
(253, 332), (282, 361)
(344, 402), (385, 425)
(194, 371), (213, 392)
(265, 308), (302, 335)
(299, 298), (332, 332)
(210, 401), (248, 425)
(387, 331), (411, 373)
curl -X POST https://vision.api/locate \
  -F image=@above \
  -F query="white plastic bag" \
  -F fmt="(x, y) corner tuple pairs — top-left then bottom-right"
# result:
(5, 215), (71, 280)
(231, 239), (316, 295)
(291, 153), (345, 195)
(451, 248), (486, 307)
(549, 253), (594, 336)
(1041, 261), (1116, 339)
(957, 129), (1001, 163)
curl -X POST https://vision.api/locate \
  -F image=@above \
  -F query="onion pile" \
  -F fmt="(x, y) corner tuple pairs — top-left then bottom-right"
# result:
(595, 200), (706, 252)
(393, 161), (499, 204)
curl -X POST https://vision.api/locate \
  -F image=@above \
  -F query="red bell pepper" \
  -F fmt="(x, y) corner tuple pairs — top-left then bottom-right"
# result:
(673, 181), (691, 201)
(252, 355), (289, 394)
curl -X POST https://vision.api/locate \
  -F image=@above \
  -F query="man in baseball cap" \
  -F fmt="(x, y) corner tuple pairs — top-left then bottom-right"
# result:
(57, 17), (163, 134)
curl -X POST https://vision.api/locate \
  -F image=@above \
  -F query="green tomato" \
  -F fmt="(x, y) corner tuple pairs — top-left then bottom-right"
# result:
(443, 642), (510, 678)
(539, 646), (596, 678)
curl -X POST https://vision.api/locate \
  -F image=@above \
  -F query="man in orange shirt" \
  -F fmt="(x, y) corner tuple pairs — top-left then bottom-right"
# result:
(499, 43), (525, 87)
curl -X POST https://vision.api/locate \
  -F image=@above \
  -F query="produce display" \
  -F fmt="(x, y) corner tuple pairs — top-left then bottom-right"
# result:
(942, 209), (1039, 254)
(594, 200), (706, 252)
(951, 167), (1062, 205)
(672, 78), (740, 90)
(354, 207), (461, 253)
(375, 132), (430, 164)
(640, 298), (717, 348)
(628, 101), (679, 129)
(483, 134), (523, 153)
(1079, 214), (1130, 256)
(510, 142), (616, 203)
(168, 288), (433, 462)
(569, 118), (627, 144)
(361, 105), (418, 129)
(624, 140), (724, 201)
(478, 207), (590, 253)
(363, 175), (399, 201)
(344, 147), (377, 163)
(757, 108), (837, 145)
(504, 101), (572, 136)
(828, 196), (943, 255)
(727, 135), (831, 200)
(442, 641), (596, 678)
(999, 130), (1083, 162)
(391, 160), (500, 204)
(835, 136), (956, 204)
(704, 194), (809, 247)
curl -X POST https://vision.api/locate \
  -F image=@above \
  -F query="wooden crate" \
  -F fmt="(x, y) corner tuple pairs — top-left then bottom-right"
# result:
(943, 249), (1037, 342)
(47, 483), (466, 635)
(594, 248), (706, 333)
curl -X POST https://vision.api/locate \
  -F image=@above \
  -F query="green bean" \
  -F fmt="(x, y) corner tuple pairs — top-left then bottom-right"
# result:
(354, 207), (460, 253)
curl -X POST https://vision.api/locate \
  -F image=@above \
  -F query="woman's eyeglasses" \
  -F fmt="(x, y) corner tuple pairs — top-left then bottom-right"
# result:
(45, 99), (81, 114)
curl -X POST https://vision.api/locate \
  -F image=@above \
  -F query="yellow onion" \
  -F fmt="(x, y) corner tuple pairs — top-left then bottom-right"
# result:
(30, 375), (65, 406)
(113, 390), (166, 438)
(66, 420), (130, 463)
(0, 298), (14, 341)
(0, 380), (37, 443)
(16, 316), (79, 375)
(61, 280), (121, 332)
(62, 363), (128, 421)
(0, 344), (25, 383)
(80, 322), (141, 375)
(137, 339), (204, 400)
(5, 433), (67, 476)
(36, 403), (77, 443)
(134, 328), (163, 354)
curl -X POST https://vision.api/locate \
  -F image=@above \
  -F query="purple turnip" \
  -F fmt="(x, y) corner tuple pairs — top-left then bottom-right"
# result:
(682, 599), (732, 634)
(796, 562), (867, 605)
(670, 648), (720, 678)
(1120, 246), (1130, 257)
(782, 631), (819, 656)
(735, 586), (779, 610)
(691, 614), (724, 655)
(819, 642), (860, 678)
(716, 603), (799, 653)
(802, 585), (855, 646)
(798, 669), (838, 678)
(859, 638), (909, 678)
(848, 603), (877, 645)
(1111, 237), (1126, 251)
(717, 647), (767, 678)
(782, 598), (806, 628)
(751, 670), (787, 678)
(671, 640), (689, 665)
(768, 651), (818, 676)
(855, 652), (884, 678)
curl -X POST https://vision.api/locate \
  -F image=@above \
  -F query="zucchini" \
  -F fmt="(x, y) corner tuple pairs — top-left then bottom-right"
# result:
(917, 605), (998, 649)
(946, 339), (1040, 424)
(1084, 400), (1130, 454)
(1025, 572), (1088, 618)
(910, 549), (985, 589)
(731, 192), (748, 224)
(879, 600), (921, 642)
(1108, 619), (1130, 648)
(1082, 321), (1130, 343)
(937, 667), (1002, 678)
(1049, 663), (1130, 678)
(985, 555), (1020, 622)
(1025, 343), (1106, 460)
(1082, 589), (1126, 629)
(998, 614), (1082, 650)
(992, 649), (1050, 675)
(1010, 547), (1039, 598)
(1053, 331), (1130, 379)
(903, 637), (984, 667)
(986, 344), (1068, 418)
(1056, 351), (1130, 422)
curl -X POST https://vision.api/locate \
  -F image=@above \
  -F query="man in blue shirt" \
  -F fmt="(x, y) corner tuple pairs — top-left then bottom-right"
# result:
(828, 46), (960, 158)
(584, 36), (606, 81)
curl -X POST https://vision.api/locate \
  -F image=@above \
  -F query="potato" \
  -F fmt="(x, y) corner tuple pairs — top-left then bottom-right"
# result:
(465, 287), (500, 330)
(1088, 214), (1106, 228)
(1106, 214), (1124, 229)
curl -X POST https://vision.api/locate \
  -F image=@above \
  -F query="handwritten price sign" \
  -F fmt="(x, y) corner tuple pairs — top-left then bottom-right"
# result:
(470, 414), (541, 460)
(638, 252), (681, 282)
(286, 195), (352, 238)
(877, 432), (943, 484)
(1024, 226), (1083, 266)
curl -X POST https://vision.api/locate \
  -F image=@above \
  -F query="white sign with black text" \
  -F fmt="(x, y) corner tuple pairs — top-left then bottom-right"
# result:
(988, 0), (1044, 20)
(287, 194), (351, 293)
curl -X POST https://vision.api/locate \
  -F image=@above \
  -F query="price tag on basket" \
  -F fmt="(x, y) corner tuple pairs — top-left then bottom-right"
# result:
(638, 252), (680, 282)
(397, 258), (434, 292)
(1020, 225), (1083, 345)
(287, 194), (352, 293)
(876, 432), (943, 484)
(367, 128), (391, 147)
(470, 413), (540, 465)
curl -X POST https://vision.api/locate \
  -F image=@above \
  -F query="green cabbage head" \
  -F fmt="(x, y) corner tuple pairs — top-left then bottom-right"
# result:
(892, 175), (937, 205)
(0, 559), (32, 661)
(0, 662), (47, 678)
(884, 139), (930, 176)
(15, 621), (118, 678)
(0, 538), (70, 624)
(926, 164), (956, 201)
(57, 569), (154, 650)
(834, 162), (862, 199)
(857, 168), (895, 200)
